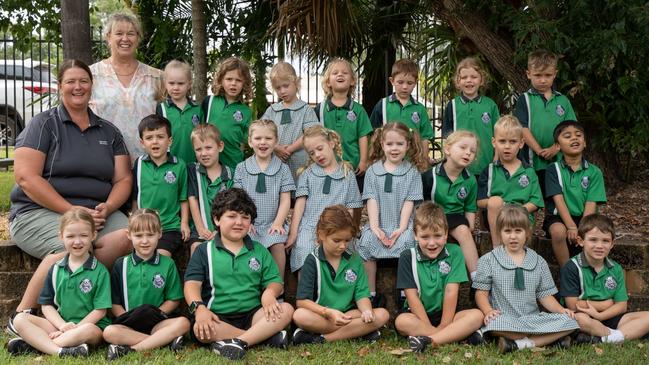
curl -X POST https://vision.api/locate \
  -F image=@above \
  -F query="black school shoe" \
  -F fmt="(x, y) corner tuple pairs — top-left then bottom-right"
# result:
(292, 328), (325, 345)
(106, 344), (134, 361)
(360, 330), (382, 344)
(212, 338), (248, 360)
(59, 343), (89, 358)
(408, 335), (432, 353)
(264, 330), (288, 349)
(169, 335), (185, 352)
(573, 330), (602, 344)
(6, 337), (38, 355)
(497, 337), (518, 354)
(467, 330), (485, 345)
(6, 308), (37, 337)
(553, 335), (572, 350)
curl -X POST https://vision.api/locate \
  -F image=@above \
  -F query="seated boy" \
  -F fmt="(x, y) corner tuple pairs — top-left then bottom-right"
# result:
(133, 114), (190, 257)
(184, 188), (294, 360)
(395, 202), (484, 353)
(560, 214), (649, 343)
(478, 115), (544, 246)
(544, 120), (606, 266)
(103, 209), (190, 360)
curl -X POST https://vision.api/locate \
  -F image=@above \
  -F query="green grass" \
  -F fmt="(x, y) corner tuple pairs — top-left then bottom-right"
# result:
(0, 170), (13, 212)
(2, 332), (648, 365)
(0, 146), (14, 159)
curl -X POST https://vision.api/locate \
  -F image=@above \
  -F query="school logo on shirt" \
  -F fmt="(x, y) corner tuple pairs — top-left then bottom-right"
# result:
(233, 110), (244, 122)
(438, 261), (451, 275)
(605, 276), (617, 290)
(481, 112), (491, 123)
(152, 273), (165, 289)
(79, 278), (93, 294)
(249, 257), (261, 272)
(164, 171), (177, 184)
(346, 110), (357, 122)
(344, 269), (358, 283)
(411, 112), (420, 124)
(191, 114), (200, 126)
(518, 174), (530, 188)
(556, 104), (565, 116)
(457, 187), (468, 200)
(581, 176), (590, 189)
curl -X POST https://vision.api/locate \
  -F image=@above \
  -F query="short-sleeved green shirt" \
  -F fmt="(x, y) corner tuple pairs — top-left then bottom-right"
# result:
(133, 154), (188, 231)
(559, 253), (628, 302)
(156, 98), (203, 164)
(397, 244), (467, 313)
(184, 235), (282, 314)
(296, 247), (370, 312)
(38, 254), (112, 329)
(423, 162), (477, 214)
(202, 95), (252, 170)
(110, 251), (184, 311)
(369, 94), (434, 140)
(514, 89), (577, 171)
(545, 159), (606, 216)
(315, 97), (373, 169)
(187, 163), (234, 231)
(442, 95), (500, 175)
(478, 161), (544, 222)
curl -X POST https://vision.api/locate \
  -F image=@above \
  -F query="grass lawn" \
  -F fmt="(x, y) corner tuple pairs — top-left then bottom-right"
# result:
(0, 170), (14, 212)
(1, 332), (648, 365)
(0, 146), (14, 159)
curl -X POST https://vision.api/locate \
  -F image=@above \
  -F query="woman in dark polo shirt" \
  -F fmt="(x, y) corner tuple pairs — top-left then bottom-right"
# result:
(7, 59), (133, 329)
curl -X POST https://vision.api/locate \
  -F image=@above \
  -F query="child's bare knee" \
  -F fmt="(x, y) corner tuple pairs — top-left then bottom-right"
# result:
(373, 308), (390, 326)
(293, 308), (316, 326)
(102, 325), (121, 342)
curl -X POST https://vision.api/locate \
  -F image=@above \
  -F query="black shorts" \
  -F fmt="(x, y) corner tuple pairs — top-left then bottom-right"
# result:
(446, 213), (470, 231)
(112, 304), (168, 334)
(189, 306), (260, 344)
(158, 230), (183, 254)
(542, 214), (582, 238)
(601, 312), (626, 329)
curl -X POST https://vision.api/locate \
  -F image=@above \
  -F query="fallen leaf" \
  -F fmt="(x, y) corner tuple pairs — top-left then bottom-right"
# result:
(389, 348), (412, 356)
(513, 362), (521, 365)
(300, 350), (311, 358)
(442, 356), (451, 363)
(464, 352), (473, 358)
(358, 347), (370, 357)
(34, 356), (43, 362)
(594, 346), (604, 355)
(530, 347), (545, 352)
(638, 343), (645, 348)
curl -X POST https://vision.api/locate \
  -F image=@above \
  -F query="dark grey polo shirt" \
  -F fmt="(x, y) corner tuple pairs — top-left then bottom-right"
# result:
(9, 104), (129, 221)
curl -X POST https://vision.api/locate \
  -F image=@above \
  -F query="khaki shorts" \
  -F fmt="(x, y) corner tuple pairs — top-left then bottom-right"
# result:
(10, 208), (128, 259)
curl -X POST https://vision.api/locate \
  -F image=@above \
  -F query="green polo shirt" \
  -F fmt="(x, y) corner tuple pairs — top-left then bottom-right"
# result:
(110, 251), (184, 311)
(156, 98), (203, 164)
(184, 234), (282, 314)
(38, 254), (111, 329)
(296, 247), (370, 312)
(315, 97), (373, 169)
(478, 161), (544, 222)
(442, 95), (500, 175)
(545, 159), (606, 216)
(560, 253), (628, 302)
(514, 88), (577, 171)
(187, 163), (234, 231)
(134, 154), (188, 231)
(422, 162), (477, 214)
(369, 94), (434, 140)
(397, 244), (467, 313)
(202, 95), (251, 170)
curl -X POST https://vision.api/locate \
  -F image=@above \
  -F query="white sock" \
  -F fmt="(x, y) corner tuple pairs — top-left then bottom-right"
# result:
(400, 290), (406, 298)
(514, 337), (535, 349)
(603, 329), (625, 343)
(470, 271), (477, 281)
(370, 291), (376, 297)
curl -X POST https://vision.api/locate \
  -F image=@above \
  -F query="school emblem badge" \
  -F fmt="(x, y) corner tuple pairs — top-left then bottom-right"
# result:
(152, 274), (165, 289)
(581, 176), (590, 189)
(518, 174), (530, 188)
(344, 269), (357, 283)
(79, 278), (93, 294)
(411, 112), (420, 124)
(233, 110), (243, 122)
(249, 257), (261, 272)
(481, 112), (491, 123)
(457, 187), (467, 200)
(346, 110), (357, 122)
(439, 261), (451, 275)
(191, 114), (200, 126)
(605, 276), (617, 290)
(556, 104), (565, 116)
(164, 171), (177, 184)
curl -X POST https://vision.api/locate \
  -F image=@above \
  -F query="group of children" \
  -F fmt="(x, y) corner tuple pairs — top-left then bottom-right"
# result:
(6, 49), (649, 360)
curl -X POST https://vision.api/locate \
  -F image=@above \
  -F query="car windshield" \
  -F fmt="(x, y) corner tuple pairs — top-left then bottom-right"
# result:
(0, 64), (56, 83)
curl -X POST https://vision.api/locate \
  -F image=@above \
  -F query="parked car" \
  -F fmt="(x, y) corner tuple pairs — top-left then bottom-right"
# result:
(0, 59), (58, 145)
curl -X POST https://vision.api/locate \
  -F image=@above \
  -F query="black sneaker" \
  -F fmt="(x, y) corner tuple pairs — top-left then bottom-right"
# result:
(212, 338), (248, 360)
(497, 337), (518, 354)
(361, 330), (381, 344)
(6, 308), (36, 337)
(408, 335), (432, 353)
(573, 331), (602, 344)
(106, 344), (133, 360)
(292, 328), (325, 345)
(6, 337), (37, 355)
(370, 294), (386, 308)
(554, 335), (572, 350)
(264, 330), (288, 349)
(59, 343), (89, 358)
(467, 330), (485, 345)
(169, 335), (184, 352)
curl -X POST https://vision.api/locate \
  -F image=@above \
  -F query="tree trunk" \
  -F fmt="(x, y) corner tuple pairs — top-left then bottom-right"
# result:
(191, 0), (208, 102)
(60, 0), (92, 64)
(433, 0), (528, 92)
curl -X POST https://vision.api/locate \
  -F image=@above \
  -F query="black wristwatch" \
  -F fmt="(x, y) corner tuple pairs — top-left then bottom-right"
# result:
(189, 300), (205, 315)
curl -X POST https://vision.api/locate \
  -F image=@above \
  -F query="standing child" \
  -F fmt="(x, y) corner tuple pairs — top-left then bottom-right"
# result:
(234, 120), (295, 279)
(442, 57), (500, 176)
(369, 59), (434, 159)
(261, 62), (320, 182)
(202, 57), (253, 170)
(544, 120), (606, 266)
(473, 205), (579, 354)
(103, 209), (190, 360)
(8, 208), (110, 357)
(514, 49), (577, 194)
(287, 125), (363, 273)
(156, 60), (202, 164)
(292, 205), (389, 344)
(133, 115), (190, 257)
(560, 214), (649, 344)
(395, 202), (484, 353)
(477, 115), (543, 246)
(358, 122), (427, 305)
(184, 188), (294, 360)
(423, 130), (480, 278)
